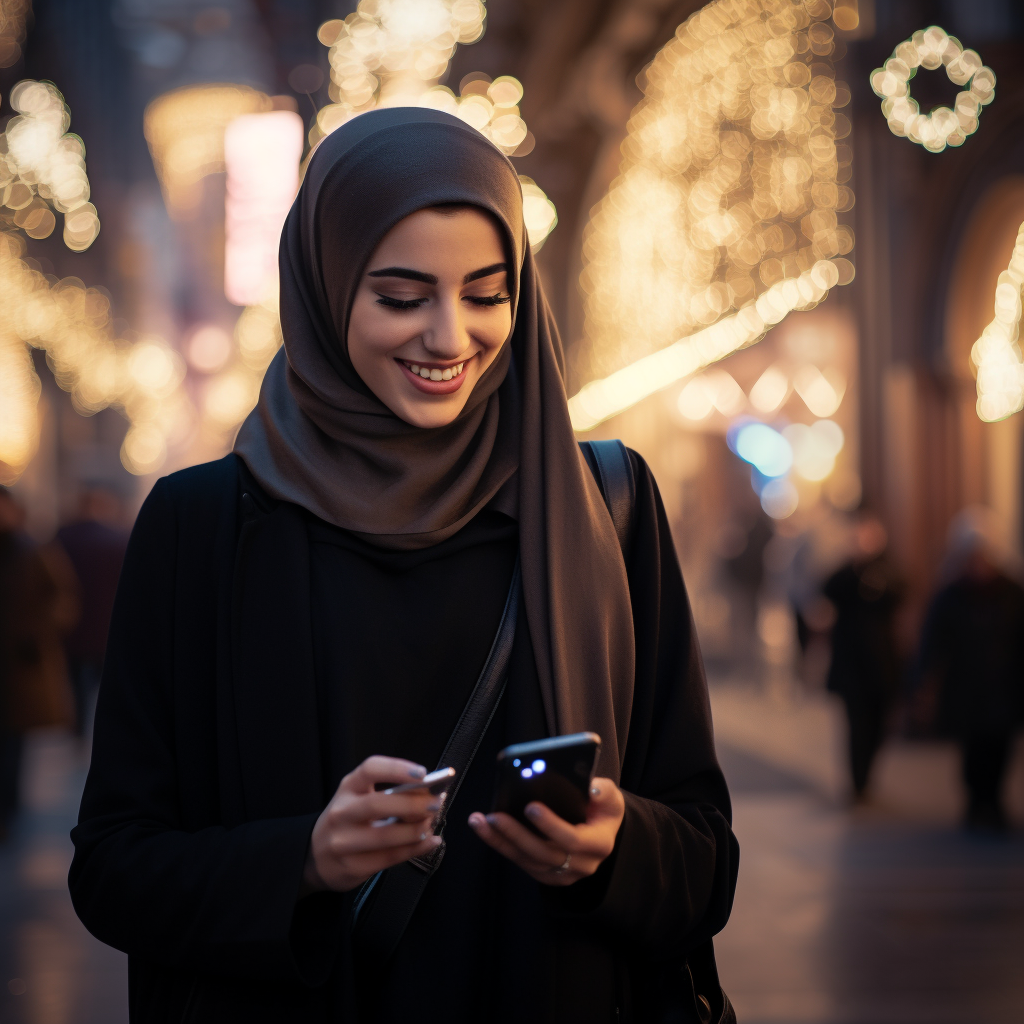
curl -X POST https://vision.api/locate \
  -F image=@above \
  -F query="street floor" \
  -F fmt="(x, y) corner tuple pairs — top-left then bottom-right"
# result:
(0, 687), (1020, 1023)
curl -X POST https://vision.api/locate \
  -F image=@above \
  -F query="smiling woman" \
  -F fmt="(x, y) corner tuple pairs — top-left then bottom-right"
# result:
(349, 207), (512, 426)
(69, 107), (737, 1024)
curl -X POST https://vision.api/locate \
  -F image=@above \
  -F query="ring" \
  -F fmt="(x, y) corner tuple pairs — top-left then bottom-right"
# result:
(553, 852), (571, 874)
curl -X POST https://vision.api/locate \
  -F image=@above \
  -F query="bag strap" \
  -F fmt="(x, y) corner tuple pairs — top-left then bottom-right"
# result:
(578, 439), (636, 560)
(351, 558), (522, 960)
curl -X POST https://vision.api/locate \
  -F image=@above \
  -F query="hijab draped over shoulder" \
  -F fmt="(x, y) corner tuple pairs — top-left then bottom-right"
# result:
(235, 107), (634, 778)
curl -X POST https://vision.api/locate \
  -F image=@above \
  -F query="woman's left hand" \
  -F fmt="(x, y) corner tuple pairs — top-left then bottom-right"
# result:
(468, 778), (625, 886)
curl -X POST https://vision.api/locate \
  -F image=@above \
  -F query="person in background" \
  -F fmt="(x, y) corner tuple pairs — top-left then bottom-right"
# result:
(823, 512), (903, 802)
(0, 487), (74, 837)
(917, 508), (1024, 832)
(56, 484), (129, 740)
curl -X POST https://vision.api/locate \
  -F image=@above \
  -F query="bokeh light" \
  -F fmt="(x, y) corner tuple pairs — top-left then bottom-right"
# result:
(972, 220), (1024, 422)
(0, 0), (30, 69)
(870, 26), (995, 153)
(1, 80), (100, 250)
(571, 0), (854, 430)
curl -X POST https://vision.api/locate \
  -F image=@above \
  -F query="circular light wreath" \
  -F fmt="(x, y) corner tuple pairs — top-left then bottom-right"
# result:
(870, 25), (995, 153)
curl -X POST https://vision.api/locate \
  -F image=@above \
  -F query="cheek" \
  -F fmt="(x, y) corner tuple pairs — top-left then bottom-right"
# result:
(347, 298), (407, 366)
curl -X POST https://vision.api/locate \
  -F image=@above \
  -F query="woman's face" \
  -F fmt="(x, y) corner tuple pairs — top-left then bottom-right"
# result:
(347, 207), (512, 429)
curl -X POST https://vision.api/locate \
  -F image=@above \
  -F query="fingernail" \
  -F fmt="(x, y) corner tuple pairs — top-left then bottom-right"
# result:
(485, 814), (497, 825)
(419, 832), (428, 841)
(590, 786), (600, 796)
(525, 804), (541, 820)
(468, 813), (482, 827)
(409, 765), (427, 778)
(427, 801), (441, 811)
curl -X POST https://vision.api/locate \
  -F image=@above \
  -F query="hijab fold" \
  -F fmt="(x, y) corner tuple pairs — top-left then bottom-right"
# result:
(235, 108), (635, 779)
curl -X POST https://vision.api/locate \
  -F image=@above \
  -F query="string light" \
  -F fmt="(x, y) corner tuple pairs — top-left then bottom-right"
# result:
(870, 26), (995, 153)
(572, 0), (854, 430)
(144, 85), (274, 218)
(972, 221), (1024, 422)
(0, 80), (100, 250)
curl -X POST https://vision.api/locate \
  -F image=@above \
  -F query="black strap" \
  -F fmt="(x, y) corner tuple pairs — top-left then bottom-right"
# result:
(351, 558), (522, 960)
(579, 439), (635, 560)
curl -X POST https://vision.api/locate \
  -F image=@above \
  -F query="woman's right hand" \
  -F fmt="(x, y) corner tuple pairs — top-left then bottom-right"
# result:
(302, 756), (443, 895)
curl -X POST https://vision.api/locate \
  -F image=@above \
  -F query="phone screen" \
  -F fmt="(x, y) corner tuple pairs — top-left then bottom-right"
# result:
(491, 732), (601, 831)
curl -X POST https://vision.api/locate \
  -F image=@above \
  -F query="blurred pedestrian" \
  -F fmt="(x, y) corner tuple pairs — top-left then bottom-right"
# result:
(56, 484), (129, 739)
(0, 487), (74, 836)
(824, 513), (902, 801)
(917, 507), (1024, 832)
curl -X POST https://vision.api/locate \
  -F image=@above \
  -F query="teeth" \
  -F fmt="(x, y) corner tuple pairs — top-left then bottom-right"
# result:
(404, 361), (466, 380)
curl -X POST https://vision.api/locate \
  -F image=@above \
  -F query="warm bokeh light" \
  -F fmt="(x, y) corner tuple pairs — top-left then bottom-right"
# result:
(572, 0), (854, 430)
(870, 26), (995, 153)
(1, 80), (100, 250)
(224, 110), (304, 306)
(972, 220), (1024, 422)
(144, 84), (274, 218)
(793, 363), (845, 417)
(0, 232), (195, 481)
(750, 364), (791, 414)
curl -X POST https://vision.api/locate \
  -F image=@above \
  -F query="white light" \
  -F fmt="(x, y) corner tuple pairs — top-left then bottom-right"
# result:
(520, 767), (533, 779)
(531, 759), (546, 774)
(224, 111), (304, 306)
(760, 478), (799, 519)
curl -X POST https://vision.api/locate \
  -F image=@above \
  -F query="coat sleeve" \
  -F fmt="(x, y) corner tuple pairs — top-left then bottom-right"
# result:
(68, 476), (343, 985)
(554, 452), (739, 956)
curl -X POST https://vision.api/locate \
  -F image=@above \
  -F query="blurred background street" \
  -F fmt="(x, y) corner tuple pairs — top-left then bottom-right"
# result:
(1, 0), (1023, 1019)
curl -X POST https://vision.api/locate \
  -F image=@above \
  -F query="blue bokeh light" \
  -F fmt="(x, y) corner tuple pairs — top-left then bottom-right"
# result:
(734, 422), (793, 478)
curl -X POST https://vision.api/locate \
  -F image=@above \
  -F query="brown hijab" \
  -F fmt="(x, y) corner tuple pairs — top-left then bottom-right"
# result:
(234, 107), (634, 778)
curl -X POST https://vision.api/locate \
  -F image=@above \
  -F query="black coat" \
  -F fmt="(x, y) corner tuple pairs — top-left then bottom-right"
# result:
(69, 454), (738, 1023)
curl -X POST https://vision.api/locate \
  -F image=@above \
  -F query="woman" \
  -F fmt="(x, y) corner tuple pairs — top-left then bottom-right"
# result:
(70, 108), (738, 1023)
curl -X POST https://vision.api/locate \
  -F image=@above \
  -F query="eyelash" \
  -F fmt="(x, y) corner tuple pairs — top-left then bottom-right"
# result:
(374, 294), (511, 310)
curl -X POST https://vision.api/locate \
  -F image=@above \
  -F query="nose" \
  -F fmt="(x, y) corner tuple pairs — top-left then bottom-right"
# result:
(422, 292), (471, 360)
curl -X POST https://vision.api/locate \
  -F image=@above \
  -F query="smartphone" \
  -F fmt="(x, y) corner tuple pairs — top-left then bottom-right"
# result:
(371, 767), (456, 828)
(491, 732), (601, 831)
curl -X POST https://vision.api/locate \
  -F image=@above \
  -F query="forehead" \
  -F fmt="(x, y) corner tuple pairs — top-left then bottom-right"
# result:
(367, 207), (508, 265)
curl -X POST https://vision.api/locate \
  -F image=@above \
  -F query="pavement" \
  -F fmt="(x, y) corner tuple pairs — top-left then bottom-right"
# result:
(0, 688), (1020, 1023)
(712, 679), (1024, 1024)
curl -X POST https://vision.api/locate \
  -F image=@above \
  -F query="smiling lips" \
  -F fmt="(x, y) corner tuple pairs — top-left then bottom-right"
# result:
(398, 358), (468, 395)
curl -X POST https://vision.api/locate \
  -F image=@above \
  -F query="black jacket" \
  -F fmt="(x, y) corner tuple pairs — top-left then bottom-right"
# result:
(69, 453), (737, 1022)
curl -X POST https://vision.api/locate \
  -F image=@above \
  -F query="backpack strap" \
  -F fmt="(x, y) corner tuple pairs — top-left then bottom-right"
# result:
(579, 439), (636, 560)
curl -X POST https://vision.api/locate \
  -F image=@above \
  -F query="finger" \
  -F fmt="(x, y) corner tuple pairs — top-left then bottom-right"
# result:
(342, 756), (427, 794)
(586, 778), (624, 819)
(327, 818), (435, 856)
(349, 791), (440, 825)
(521, 802), (588, 850)
(483, 812), (568, 869)
(467, 813), (552, 871)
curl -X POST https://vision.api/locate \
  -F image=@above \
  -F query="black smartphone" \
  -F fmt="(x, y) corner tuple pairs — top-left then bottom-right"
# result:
(491, 732), (601, 831)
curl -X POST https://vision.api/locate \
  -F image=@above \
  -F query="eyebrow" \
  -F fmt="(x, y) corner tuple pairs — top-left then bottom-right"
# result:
(366, 262), (509, 286)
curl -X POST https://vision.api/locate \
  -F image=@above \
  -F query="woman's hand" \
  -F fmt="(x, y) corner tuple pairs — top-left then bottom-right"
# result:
(467, 778), (625, 886)
(302, 756), (443, 895)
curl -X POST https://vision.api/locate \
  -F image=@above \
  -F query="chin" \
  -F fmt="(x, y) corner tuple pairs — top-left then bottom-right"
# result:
(399, 399), (467, 429)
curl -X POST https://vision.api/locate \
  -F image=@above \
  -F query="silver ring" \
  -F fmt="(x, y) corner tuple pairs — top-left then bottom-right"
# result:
(553, 852), (571, 874)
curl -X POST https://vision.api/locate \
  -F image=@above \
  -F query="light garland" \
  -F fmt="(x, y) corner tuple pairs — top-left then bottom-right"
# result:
(571, 0), (854, 430)
(869, 26), (995, 153)
(0, 80), (100, 250)
(972, 221), (1024, 422)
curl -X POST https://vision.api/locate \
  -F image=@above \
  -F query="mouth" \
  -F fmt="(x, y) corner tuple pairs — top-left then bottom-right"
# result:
(397, 358), (469, 395)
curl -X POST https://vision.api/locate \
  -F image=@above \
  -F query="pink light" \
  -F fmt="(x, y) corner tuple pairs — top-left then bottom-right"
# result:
(224, 111), (304, 307)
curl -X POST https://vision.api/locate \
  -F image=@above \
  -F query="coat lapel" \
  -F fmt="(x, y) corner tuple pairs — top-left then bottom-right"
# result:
(231, 491), (324, 820)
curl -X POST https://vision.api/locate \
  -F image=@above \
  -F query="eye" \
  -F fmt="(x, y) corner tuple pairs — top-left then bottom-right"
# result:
(375, 294), (427, 310)
(466, 294), (511, 307)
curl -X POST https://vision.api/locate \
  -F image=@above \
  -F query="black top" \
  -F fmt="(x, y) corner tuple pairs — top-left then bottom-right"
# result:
(69, 453), (738, 1024)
